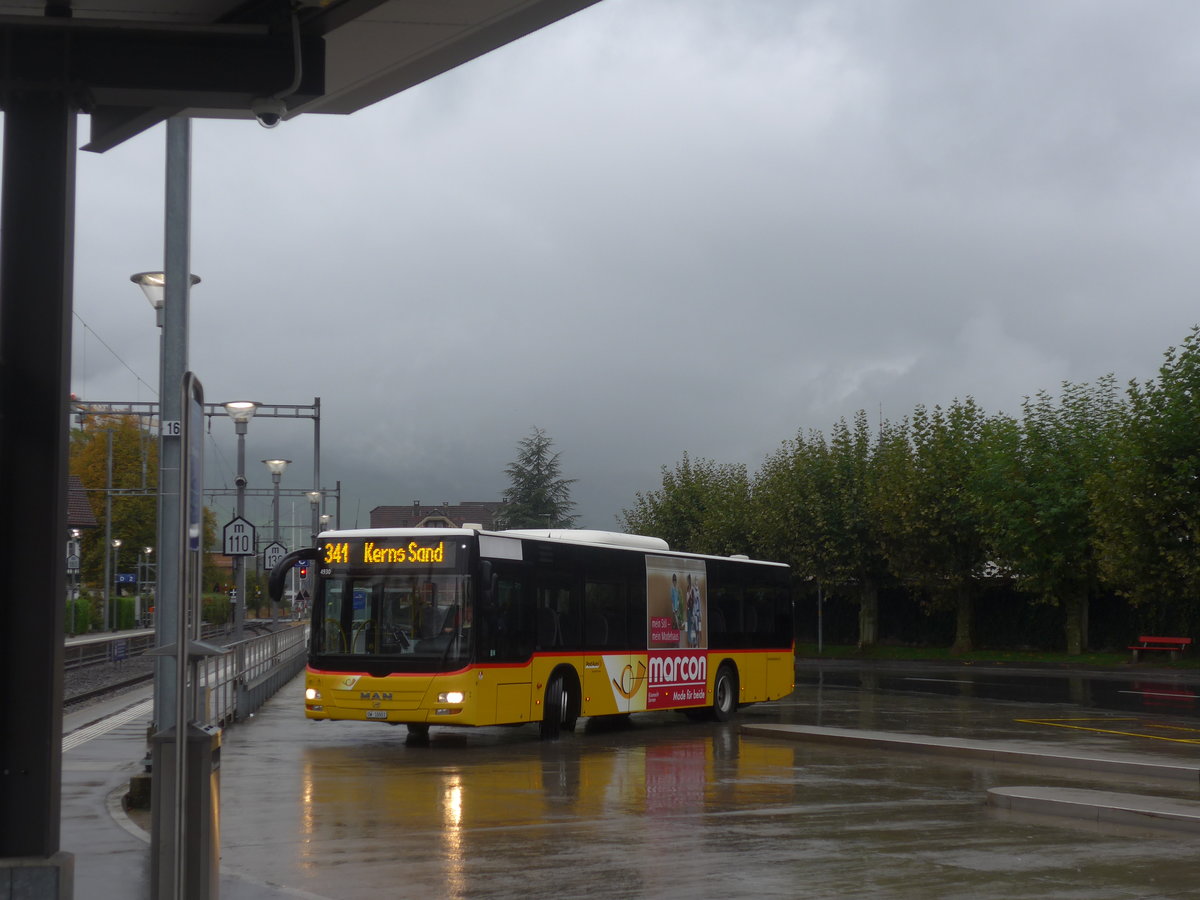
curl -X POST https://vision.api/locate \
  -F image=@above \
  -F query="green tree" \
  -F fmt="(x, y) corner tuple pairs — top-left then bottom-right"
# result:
(827, 412), (892, 646)
(497, 427), (578, 529)
(872, 399), (991, 653)
(70, 414), (158, 595)
(979, 379), (1121, 654)
(754, 431), (833, 581)
(754, 413), (890, 646)
(620, 453), (752, 555)
(1092, 328), (1200, 630)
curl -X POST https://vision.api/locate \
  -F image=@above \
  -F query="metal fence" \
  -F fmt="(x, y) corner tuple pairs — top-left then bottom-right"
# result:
(198, 624), (309, 728)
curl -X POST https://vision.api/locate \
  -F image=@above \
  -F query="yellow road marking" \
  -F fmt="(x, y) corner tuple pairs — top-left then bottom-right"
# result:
(1015, 716), (1200, 745)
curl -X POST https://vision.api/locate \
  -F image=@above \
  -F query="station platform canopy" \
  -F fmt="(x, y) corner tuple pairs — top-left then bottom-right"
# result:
(0, 0), (604, 151)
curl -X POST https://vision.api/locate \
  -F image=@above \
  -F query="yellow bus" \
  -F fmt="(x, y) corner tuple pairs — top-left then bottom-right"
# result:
(288, 528), (793, 740)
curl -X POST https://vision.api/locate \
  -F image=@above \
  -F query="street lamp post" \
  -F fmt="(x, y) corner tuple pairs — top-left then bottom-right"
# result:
(130, 266), (200, 731)
(68, 529), (82, 617)
(139, 546), (154, 628)
(225, 401), (260, 641)
(110, 538), (122, 630)
(262, 458), (290, 623)
(307, 490), (322, 546)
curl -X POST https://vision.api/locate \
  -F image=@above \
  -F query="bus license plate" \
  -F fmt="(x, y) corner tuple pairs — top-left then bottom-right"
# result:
(366, 710), (388, 719)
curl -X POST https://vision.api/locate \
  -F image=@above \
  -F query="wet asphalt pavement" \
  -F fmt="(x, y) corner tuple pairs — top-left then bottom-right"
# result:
(64, 661), (1200, 899)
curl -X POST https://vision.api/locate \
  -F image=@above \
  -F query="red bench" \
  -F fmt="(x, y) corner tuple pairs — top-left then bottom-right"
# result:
(1128, 635), (1192, 662)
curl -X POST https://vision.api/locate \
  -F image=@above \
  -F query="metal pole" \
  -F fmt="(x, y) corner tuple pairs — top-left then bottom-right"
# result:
(234, 424), (247, 641)
(272, 474), (281, 624)
(151, 115), (195, 900)
(313, 396), (320, 517)
(110, 540), (120, 629)
(817, 582), (824, 656)
(103, 430), (113, 632)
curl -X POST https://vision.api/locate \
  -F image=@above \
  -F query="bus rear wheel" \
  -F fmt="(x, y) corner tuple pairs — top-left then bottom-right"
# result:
(711, 664), (738, 722)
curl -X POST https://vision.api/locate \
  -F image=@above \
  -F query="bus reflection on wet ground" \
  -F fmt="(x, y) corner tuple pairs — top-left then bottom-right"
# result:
(210, 665), (1200, 899)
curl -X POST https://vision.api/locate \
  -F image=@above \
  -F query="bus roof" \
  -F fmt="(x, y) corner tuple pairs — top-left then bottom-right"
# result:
(316, 527), (787, 567)
(499, 529), (670, 551)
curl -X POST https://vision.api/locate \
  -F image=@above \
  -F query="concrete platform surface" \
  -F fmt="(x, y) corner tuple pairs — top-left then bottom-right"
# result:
(741, 722), (1200, 782)
(988, 786), (1200, 834)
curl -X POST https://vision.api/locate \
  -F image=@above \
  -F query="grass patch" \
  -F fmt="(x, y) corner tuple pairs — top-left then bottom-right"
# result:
(795, 643), (1200, 668)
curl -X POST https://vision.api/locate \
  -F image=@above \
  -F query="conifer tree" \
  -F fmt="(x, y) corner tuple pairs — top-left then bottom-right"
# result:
(497, 428), (578, 529)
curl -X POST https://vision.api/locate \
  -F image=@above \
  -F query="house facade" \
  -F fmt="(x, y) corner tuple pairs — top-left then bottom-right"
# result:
(370, 500), (503, 530)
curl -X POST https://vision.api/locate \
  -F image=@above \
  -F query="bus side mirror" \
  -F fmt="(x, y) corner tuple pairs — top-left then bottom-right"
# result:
(269, 548), (317, 606)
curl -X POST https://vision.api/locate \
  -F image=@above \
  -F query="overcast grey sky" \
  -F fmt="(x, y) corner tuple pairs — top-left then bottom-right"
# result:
(58, 0), (1200, 535)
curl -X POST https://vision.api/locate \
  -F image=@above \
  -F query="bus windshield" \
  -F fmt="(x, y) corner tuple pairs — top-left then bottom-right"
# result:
(313, 573), (472, 669)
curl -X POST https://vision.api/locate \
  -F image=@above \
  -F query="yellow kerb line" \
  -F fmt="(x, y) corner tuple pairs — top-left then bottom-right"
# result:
(1015, 717), (1200, 745)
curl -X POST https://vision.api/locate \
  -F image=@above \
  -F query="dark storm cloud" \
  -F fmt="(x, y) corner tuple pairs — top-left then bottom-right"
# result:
(63, 0), (1200, 530)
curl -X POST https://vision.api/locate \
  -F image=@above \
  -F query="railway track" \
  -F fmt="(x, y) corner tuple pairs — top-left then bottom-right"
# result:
(63, 624), (221, 706)
(65, 669), (155, 708)
(64, 651), (155, 706)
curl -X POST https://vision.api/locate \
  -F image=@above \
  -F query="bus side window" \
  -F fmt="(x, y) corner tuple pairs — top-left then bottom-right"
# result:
(585, 581), (626, 649)
(627, 582), (646, 649)
(536, 606), (560, 648)
(771, 586), (794, 645)
(480, 573), (534, 662)
(746, 588), (775, 648)
(711, 587), (740, 650)
(536, 580), (575, 649)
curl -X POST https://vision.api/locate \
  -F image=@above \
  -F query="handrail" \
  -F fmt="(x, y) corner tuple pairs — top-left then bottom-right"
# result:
(65, 623), (309, 729)
(198, 624), (308, 727)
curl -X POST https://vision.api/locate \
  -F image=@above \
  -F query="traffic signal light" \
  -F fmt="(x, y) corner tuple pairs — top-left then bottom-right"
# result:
(299, 565), (308, 579)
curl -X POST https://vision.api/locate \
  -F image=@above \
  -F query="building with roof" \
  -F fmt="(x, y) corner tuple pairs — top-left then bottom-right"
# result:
(66, 474), (99, 534)
(370, 500), (503, 530)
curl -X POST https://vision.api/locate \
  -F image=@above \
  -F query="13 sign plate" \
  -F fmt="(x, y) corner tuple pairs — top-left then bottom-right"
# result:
(262, 541), (287, 571)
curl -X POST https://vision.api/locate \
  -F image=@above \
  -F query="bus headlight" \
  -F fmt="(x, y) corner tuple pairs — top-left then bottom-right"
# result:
(438, 691), (464, 704)
(305, 688), (322, 701)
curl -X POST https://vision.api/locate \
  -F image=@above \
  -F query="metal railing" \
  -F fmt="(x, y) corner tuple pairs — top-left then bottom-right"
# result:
(66, 623), (309, 729)
(198, 624), (308, 727)
(65, 624), (224, 670)
(64, 631), (158, 669)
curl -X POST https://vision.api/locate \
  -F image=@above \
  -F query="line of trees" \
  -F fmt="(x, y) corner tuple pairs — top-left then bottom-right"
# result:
(621, 327), (1200, 655)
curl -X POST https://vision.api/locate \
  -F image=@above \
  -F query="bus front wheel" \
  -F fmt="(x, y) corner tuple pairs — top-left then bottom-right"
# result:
(540, 671), (578, 740)
(712, 664), (738, 722)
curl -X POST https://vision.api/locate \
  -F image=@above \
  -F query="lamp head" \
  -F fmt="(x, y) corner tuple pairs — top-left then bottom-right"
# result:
(262, 458), (291, 477)
(130, 271), (201, 310)
(225, 400), (261, 434)
(223, 400), (261, 424)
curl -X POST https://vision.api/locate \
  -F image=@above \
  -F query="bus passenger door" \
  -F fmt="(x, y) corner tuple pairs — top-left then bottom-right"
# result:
(477, 568), (534, 723)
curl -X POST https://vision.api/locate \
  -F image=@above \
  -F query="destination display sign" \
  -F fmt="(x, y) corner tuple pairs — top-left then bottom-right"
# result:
(321, 538), (457, 569)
